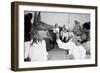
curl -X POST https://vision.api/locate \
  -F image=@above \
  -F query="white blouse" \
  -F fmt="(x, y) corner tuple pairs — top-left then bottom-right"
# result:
(29, 40), (48, 61)
(56, 39), (86, 59)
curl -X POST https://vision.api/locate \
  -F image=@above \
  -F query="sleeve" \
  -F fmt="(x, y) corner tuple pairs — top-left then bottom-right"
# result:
(42, 40), (48, 55)
(56, 39), (72, 49)
(42, 40), (46, 47)
(25, 42), (31, 58)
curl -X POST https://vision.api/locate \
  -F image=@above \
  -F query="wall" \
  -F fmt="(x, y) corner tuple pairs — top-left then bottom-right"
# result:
(0, 0), (99, 73)
(25, 11), (90, 30)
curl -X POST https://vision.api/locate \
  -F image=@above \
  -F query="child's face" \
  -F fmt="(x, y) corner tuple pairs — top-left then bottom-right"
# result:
(83, 27), (90, 33)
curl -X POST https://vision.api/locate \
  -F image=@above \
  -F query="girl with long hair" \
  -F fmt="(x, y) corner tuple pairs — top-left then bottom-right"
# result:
(29, 31), (48, 61)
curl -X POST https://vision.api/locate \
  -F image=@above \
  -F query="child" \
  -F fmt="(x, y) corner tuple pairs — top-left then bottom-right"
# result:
(53, 24), (60, 34)
(29, 31), (48, 61)
(56, 33), (86, 59)
(81, 22), (90, 58)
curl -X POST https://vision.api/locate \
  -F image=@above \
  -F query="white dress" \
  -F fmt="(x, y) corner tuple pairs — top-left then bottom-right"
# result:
(56, 39), (86, 59)
(53, 27), (59, 34)
(29, 40), (48, 61)
(60, 31), (69, 41)
(25, 41), (32, 59)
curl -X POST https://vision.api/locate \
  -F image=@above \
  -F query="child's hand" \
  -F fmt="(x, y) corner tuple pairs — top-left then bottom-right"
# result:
(74, 36), (82, 41)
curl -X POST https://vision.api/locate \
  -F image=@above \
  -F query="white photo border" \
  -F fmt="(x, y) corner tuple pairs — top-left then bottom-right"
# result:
(18, 4), (96, 68)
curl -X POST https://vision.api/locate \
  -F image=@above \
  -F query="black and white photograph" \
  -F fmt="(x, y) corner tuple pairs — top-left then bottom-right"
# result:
(11, 1), (97, 71)
(24, 11), (91, 61)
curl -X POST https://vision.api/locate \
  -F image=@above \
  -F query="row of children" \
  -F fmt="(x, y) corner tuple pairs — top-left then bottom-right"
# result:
(53, 20), (90, 59)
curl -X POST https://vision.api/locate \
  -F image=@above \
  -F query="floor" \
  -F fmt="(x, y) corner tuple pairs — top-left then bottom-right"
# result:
(48, 46), (69, 60)
(48, 45), (91, 60)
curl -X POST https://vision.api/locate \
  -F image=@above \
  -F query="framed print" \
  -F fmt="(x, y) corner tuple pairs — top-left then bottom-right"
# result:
(11, 1), (98, 71)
